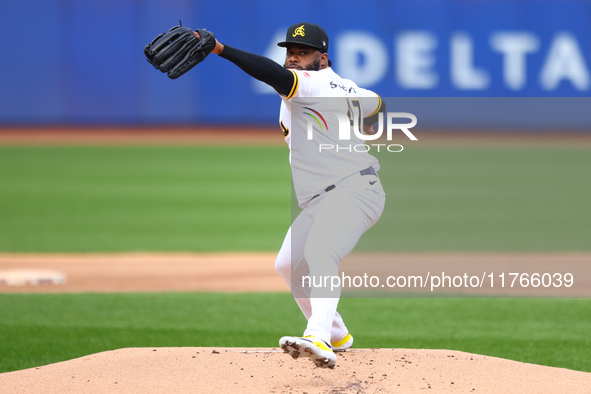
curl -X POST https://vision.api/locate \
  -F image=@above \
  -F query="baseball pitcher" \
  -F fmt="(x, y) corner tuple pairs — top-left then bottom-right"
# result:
(145, 22), (386, 369)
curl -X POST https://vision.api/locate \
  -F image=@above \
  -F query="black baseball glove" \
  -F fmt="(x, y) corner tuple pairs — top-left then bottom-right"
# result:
(144, 26), (216, 79)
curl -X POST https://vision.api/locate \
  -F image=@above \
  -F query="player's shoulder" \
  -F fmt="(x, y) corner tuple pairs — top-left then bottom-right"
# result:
(289, 68), (376, 99)
(286, 68), (332, 98)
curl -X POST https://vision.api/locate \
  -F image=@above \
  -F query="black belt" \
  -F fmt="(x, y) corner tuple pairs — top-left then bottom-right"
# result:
(310, 167), (377, 201)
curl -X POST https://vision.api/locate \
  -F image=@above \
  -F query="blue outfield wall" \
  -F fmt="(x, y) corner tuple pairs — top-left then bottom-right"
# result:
(0, 0), (590, 127)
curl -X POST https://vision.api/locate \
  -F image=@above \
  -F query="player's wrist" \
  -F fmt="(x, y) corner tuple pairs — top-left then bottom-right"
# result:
(192, 31), (223, 55)
(212, 40), (224, 55)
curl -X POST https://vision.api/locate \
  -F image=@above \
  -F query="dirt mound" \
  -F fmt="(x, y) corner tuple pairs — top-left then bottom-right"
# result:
(1, 347), (589, 393)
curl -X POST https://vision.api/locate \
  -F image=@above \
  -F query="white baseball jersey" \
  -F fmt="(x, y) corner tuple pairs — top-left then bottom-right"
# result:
(278, 67), (382, 207)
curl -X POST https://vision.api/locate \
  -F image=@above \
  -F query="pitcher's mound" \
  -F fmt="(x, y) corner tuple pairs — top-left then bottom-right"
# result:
(2, 347), (590, 393)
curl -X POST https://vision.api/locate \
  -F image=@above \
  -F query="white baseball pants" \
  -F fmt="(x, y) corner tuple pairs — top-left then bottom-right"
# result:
(275, 171), (385, 344)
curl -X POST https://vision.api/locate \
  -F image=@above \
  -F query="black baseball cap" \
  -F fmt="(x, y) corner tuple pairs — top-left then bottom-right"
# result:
(277, 23), (329, 53)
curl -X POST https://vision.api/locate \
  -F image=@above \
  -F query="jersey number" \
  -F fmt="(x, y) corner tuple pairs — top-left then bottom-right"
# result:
(346, 99), (362, 133)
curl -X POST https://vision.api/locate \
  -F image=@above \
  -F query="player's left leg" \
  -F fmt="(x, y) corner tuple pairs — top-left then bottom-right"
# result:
(302, 177), (385, 344)
(275, 208), (351, 340)
(280, 179), (384, 368)
(279, 175), (384, 367)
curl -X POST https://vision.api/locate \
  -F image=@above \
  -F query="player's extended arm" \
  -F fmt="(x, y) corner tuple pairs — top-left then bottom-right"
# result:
(209, 38), (295, 97)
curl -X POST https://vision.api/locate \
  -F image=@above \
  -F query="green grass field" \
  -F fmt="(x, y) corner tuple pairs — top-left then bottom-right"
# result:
(0, 293), (589, 373)
(0, 146), (291, 252)
(0, 143), (590, 375)
(1, 145), (589, 252)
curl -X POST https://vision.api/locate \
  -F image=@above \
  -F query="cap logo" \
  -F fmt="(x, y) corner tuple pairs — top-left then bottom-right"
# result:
(292, 25), (305, 37)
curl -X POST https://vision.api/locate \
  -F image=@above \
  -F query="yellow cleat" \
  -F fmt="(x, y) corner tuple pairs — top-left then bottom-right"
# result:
(331, 333), (353, 352)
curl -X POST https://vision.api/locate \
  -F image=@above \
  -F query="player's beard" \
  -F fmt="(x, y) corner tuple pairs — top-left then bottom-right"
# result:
(305, 58), (321, 71)
(285, 58), (321, 71)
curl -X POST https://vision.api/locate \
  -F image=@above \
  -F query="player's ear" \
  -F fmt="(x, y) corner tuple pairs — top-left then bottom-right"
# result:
(321, 53), (328, 68)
